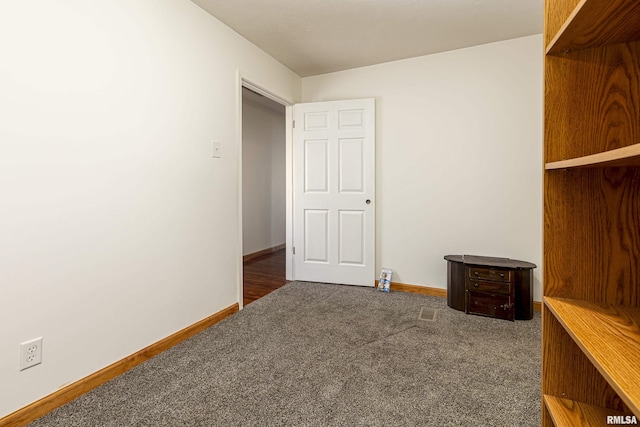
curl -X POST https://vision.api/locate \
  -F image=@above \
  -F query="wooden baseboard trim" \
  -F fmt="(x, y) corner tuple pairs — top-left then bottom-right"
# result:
(243, 244), (286, 263)
(382, 281), (542, 313)
(0, 303), (239, 427)
(375, 280), (447, 298)
(388, 281), (448, 298)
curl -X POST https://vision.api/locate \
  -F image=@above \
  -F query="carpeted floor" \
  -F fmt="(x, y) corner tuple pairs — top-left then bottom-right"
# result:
(30, 281), (541, 426)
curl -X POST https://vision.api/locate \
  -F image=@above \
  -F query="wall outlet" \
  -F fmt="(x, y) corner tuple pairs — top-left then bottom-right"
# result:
(20, 337), (43, 371)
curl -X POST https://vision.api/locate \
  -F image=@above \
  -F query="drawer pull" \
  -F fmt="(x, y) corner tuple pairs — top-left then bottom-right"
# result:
(474, 271), (479, 275)
(500, 273), (505, 278)
(474, 283), (479, 288)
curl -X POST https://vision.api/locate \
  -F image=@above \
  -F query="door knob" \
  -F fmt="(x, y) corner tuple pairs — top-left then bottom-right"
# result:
(365, 199), (371, 205)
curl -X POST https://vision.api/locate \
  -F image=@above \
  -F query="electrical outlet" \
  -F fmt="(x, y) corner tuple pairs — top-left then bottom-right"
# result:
(20, 337), (42, 371)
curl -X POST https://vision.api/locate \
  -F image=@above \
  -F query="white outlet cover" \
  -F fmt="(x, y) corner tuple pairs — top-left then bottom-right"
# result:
(20, 337), (42, 371)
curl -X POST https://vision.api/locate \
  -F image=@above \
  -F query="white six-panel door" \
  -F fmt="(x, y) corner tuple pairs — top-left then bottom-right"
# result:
(293, 99), (375, 286)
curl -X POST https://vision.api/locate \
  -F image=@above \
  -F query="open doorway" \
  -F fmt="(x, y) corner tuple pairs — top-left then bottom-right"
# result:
(241, 86), (289, 305)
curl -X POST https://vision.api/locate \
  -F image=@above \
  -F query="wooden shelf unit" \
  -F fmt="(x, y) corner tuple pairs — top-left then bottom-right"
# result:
(543, 0), (640, 425)
(544, 395), (630, 426)
(545, 143), (640, 169)
(546, 0), (640, 55)
(545, 298), (640, 414)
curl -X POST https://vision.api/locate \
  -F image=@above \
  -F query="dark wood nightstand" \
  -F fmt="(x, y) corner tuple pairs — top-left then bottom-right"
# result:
(445, 255), (536, 321)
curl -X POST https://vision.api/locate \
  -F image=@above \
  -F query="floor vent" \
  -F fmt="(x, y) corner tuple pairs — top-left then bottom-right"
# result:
(418, 306), (437, 322)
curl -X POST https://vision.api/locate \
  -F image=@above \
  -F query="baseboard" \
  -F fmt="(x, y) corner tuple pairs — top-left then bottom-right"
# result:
(384, 281), (542, 312)
(0, 303), (239, 427)
(243, 244), (286, 263)
(385, 281), (448, 298)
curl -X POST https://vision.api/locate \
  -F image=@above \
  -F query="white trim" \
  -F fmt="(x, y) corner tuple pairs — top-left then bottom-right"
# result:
(239, 71), (294, 106)
(236, 70), (295, 309)
(236, 71), (244, 310)
(242, 79), (293, 107)
(284, 105), (294, 281)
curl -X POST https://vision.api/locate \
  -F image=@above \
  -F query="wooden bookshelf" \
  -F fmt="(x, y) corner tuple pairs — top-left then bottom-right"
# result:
(544, 395), (631, 426)
(545, 144), (640, 169)
(546, 0), (640, 54)
(545, 298), (640, 414)
(543, 0), (640, 425)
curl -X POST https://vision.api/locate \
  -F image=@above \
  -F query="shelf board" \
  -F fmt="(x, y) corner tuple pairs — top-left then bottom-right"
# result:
(544, 297), (640, 416)
(544, 395), (631, 426)
(547, 0), (640, 54)
(545, 144), (640, 169)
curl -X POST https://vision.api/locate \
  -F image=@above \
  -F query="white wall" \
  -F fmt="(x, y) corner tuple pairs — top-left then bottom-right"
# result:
(242, 90), (286, 255)
(302, 35), (543, 300)
(0, 0), (300, 417)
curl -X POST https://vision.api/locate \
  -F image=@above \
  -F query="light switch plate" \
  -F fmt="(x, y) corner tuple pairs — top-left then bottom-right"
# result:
(211, 141), (221, 158)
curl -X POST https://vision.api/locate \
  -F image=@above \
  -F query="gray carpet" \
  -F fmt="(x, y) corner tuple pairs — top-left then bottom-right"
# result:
(30, 282), (541, 426)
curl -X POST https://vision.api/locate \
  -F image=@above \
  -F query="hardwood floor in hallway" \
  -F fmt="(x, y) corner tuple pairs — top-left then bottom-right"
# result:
(243, 249), (288, 306)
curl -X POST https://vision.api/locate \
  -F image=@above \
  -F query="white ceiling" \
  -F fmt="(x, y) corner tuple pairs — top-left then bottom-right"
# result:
(191, 0), (543, 77)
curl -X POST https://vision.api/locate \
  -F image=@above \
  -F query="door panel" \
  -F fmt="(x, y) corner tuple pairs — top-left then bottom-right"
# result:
(304, 210), (329, 263)
(339, 138), (364, 192)
(304, 139), (329, 192)
(339, 210), (364, 265)
(339, 109), (365, 128)
(293, 99), (375, 286)
(305, 111), (329, 130)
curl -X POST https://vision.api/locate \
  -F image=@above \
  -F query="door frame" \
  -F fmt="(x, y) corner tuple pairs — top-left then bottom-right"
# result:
(236, 70), (294, 309)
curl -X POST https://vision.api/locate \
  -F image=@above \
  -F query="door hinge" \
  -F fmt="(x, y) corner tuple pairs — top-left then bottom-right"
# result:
(292, 246), (296, 255)
(292, 120), (296, 128)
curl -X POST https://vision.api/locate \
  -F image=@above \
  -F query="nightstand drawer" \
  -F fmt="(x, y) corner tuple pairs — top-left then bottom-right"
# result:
(468, 267), (511, 282)
(466, 292), (513, 321)
(467, 279), (510, 294)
